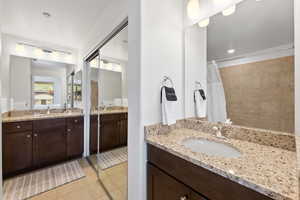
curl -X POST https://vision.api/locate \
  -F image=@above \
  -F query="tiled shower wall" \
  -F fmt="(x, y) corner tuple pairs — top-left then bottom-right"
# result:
(219, 56), (294, 133)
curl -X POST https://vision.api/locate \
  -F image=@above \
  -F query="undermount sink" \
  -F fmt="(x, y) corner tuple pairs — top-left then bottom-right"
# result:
(182, 138), (242, 158)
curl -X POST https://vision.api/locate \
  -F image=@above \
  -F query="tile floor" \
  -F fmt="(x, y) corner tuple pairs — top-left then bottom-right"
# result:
(28, 156), (128, 200)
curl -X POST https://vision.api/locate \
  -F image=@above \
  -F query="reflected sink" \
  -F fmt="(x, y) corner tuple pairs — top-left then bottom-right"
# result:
(182, 138), (242, 158)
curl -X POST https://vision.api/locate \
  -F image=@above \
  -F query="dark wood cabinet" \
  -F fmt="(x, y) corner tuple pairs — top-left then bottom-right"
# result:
(119, 115), (128, 146)
(147, 144), (273, 200)
(33, 119), (67, 167)
(66, 117), (84, 158)
(148, 164), (195, 200)
(2, 116), (84, 178)
(90, 115), (99, 153)
(90, 113), (127, 154)
(101, 118), (120, 151)
(3, 131), (33, 175)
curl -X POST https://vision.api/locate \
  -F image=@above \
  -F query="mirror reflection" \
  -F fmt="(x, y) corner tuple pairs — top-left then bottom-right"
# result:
(9, 56), (81, 112)
(191, 0), (294, 133)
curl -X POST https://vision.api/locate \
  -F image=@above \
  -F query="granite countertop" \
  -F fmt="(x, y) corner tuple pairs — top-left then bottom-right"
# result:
(146, 128), (298, 200)
(2, 112), (84, 123)
(2, 109), (128, 123)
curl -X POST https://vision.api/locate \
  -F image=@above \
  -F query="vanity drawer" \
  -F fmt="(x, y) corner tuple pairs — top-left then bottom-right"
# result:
(3, 121), (33, 133)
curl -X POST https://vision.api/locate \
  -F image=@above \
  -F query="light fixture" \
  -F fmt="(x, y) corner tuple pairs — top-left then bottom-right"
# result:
(198, 18), (210, 28)
(65, 54), (73, 62)
(227, 49), (235, 54)
(42, 12), (51, 18)
(15, 44), (25, 53)
(222, 5), (236, 16)
(34, 48), (44, 56)
(52, 51), (59, 59)
(187, 0), (201, 20)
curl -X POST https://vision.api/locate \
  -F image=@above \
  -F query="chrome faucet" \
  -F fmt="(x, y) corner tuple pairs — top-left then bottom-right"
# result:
(213, 125), (226, 139)
(46, 106), (51, 114)
(212, 119), (232, 139)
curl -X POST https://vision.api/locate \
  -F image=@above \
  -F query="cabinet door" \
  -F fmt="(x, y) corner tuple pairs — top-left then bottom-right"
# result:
(90, 115), (99, 154)
(148, 163), (191, 200)
(33, 119), (67, 167)
(67, 118), (84, 158)
(190, 191), (208, 200)
(119, 119), (128, 146)
(100, 118), (120, 152)
(3, 132), (33, 175)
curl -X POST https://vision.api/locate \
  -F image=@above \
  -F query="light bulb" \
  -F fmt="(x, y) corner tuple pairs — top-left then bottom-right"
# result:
(198, 18), (210, 28)
(15, 44), (25, 53)
(34, 48), (44, 56)
(52, 51), (59, 59)
(222, 5), (236, 16)
(66, 54), (72, 62)
(227, 49), (235, 54)
(187, 0), (201, 20)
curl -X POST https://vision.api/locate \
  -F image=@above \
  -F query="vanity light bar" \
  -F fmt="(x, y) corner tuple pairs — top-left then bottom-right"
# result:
(17, 43), (72, 55)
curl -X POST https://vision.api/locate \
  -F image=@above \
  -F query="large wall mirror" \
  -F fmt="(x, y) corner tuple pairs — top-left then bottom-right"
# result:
(187, 0), (294, 133)
(8, 56), (82, 111)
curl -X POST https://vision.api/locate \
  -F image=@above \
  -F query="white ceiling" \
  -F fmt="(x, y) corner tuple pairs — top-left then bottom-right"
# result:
(1, 0), (111, 49)
(207, 0), (294, 61)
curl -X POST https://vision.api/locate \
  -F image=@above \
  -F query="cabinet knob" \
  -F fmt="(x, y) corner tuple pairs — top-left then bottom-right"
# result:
(67, 129), (71, 132)
(16, 125), (21, 129)
(34, 134), (38, 137)
(74, 120), (78, 123)
(180, 196), (188, 200)
(26, 134), (31, 138)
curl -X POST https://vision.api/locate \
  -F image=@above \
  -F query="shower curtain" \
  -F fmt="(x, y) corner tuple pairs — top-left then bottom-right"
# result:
(207, 61), (227, 123)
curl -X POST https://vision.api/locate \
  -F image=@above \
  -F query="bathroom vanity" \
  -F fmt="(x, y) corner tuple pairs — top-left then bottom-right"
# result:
(2, 114), (84, 177)
(145, 119), (298, 200)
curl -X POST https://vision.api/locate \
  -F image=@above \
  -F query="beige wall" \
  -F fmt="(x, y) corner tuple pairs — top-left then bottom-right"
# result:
(220, 56), (294, 133)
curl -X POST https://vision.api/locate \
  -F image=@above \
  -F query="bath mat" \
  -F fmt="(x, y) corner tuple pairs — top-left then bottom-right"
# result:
(97, 147), (127, 170)
(3, 160), (85, 200)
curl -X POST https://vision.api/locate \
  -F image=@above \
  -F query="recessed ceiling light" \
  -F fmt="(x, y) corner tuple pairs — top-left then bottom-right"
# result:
(222, 5), (236, 16)
(42, 12), (51, 18)
(198, 18), (210, 28)
(227, 49), (235, 54)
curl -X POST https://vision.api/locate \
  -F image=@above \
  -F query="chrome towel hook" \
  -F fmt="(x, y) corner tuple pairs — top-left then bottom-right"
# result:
(195, 81), (202, 89)
(162, 76), (174, 87)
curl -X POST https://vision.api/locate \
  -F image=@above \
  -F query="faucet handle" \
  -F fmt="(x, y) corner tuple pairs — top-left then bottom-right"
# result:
(225, 118), (232, 125)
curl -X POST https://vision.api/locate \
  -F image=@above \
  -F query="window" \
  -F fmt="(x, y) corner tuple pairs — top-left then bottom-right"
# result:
(33, 81), (54, 105)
